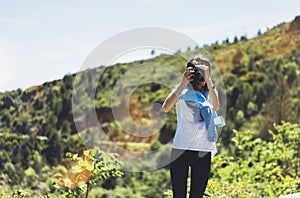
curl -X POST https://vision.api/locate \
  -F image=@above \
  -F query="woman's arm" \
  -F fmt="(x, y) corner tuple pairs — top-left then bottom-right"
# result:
(162, 67), (194, 113)
(206, 78), (220, 111)
(196, 65), (220, 111)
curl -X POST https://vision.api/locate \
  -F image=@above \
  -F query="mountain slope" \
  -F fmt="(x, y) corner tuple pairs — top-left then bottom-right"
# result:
(0, 16), (299, 154)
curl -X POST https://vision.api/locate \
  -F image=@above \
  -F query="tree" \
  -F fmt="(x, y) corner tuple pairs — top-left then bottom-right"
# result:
(44, 129), (63, 166)
(258, 29), (262, 36)
(151, 49), (155, 56)
(53, 149), (123, 198)
(223, 38), (230, 44)
(23, 167), (39, 187)
(233, 36), (239, 43)
(240, 35), (247, 41)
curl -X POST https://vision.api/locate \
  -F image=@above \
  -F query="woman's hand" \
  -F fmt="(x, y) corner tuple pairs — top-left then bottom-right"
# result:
(195, 64), (214, 88)
(195, 64), (220, 111)
(196, 65), (211, 83)
(162, 67), (195, 113)
(182, 67), (195, 85)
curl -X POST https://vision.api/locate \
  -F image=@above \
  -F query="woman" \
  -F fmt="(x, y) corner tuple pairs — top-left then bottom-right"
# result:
(162, 55), (220, 198)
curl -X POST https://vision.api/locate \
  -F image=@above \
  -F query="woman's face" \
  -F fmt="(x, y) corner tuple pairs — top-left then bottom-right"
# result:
(191, 79), (206, 91)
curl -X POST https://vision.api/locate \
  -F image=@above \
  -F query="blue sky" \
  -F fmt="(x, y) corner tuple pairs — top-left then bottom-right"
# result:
(0, 0), (299, 92)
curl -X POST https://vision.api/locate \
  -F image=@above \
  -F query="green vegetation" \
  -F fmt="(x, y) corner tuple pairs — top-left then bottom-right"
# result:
(206, 122), (299, 197)
(0, 16), (299, 197)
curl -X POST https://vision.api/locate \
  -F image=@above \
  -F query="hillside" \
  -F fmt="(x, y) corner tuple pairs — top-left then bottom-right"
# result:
(0, 16), (299, 197)
(1, 16), (299, 144)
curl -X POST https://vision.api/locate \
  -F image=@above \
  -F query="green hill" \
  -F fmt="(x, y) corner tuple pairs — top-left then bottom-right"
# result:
(1, 16), (299, 145)
(0, 16), (299, 197)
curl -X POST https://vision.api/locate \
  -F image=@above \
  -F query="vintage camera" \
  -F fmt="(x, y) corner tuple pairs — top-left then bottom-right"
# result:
(187, 62), (205, 82)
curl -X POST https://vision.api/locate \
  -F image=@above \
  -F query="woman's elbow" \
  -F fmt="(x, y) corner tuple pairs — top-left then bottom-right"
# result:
(162, 101), (172, 113)
(162, 105), (170, 113)
(213, 104), (220, 111)
(214, 107), (220, 111)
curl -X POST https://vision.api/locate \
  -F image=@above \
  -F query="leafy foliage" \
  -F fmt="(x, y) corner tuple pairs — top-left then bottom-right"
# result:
(205, 122), (300, 197)
(0, 16), (299, 197)
(53, 148), (123, 197)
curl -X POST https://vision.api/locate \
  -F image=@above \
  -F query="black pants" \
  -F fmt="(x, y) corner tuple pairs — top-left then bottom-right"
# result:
(170, 149), (211, 198)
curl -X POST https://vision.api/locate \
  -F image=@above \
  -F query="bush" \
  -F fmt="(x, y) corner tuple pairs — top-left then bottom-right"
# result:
(204, 122), (300, 197)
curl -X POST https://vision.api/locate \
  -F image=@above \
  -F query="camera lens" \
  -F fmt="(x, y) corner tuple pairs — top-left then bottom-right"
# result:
(187, 62), (195, 68)
(186, 62), (205, 82)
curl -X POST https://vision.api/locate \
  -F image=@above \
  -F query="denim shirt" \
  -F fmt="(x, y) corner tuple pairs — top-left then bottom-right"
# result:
(178, 86), (224, 142)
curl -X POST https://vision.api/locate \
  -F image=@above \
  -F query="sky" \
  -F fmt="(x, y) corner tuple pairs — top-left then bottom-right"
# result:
(0, 0), (299, 92)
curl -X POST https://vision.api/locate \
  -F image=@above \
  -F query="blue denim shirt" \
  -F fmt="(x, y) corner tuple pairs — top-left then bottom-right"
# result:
(178, 86), (224, 142)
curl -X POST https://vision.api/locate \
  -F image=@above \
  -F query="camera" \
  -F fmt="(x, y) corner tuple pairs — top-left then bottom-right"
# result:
(187, 62), (205, 82)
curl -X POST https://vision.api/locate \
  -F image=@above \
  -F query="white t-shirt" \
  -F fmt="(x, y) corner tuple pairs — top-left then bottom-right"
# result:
(172, 87), (217, 157)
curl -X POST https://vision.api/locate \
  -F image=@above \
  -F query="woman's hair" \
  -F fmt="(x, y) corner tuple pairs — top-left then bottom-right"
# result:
(187, 55), (211, 68)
